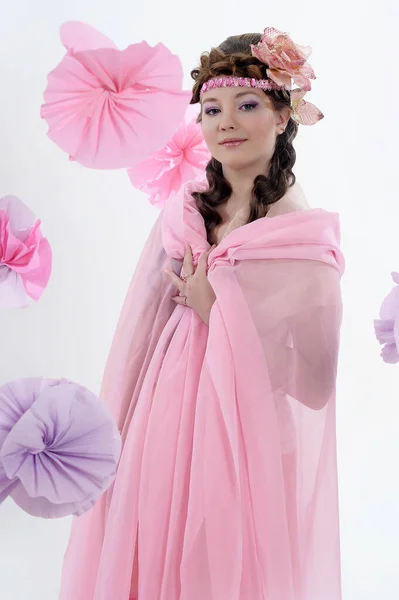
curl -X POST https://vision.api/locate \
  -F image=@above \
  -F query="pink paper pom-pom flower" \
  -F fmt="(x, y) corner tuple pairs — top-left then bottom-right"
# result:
(0, 195), (52, 309)
(0, 377), (121, 518)
(128, 109), (211, 207)
(374, 272), (399, 363)
(41, 21), (191, 170)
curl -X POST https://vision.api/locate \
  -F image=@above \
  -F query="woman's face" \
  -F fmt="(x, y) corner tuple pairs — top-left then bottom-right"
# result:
(200, 86), (290, 173)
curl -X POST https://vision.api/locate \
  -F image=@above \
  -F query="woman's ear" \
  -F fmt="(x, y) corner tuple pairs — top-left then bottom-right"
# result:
(277, 105), (291, 129)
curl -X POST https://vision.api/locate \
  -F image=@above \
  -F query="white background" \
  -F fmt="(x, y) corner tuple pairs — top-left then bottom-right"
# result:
(0, 1), (398, 599)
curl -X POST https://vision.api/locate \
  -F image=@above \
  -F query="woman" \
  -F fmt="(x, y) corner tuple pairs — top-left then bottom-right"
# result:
(59, 29), (344, 600)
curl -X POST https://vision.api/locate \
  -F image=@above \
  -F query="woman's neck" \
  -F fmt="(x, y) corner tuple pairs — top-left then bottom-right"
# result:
(222, 164), (269, 214)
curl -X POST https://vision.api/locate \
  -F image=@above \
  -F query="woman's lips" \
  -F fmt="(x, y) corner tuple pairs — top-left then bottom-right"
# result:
(219, 139), (247, 147)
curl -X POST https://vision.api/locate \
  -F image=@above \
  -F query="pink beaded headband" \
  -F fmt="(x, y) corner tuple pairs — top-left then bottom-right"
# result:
(198, 27), (324, 126)
(200, 76), (286, 97)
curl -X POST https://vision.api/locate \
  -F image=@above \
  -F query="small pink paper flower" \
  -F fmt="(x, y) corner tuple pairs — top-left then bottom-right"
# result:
(0, 196), (52, 308)
(374, 272), (399, 363)
(41, 21), (191, 169)
(250, 27), (316, 92)
(128, 109), (211, 207)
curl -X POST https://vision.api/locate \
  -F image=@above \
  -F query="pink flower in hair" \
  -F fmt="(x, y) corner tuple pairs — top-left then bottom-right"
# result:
(374, 272), (399, 363)
(250, 27), (316, 92)
(0, 196), (52, 308)
(128, 109), (210, 208)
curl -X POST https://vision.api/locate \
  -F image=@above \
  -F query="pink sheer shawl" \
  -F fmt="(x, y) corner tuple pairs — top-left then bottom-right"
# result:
(59, 178), (345, 600)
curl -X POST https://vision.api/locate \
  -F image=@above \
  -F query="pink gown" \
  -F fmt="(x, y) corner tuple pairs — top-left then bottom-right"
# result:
(59, 178), (345, 600)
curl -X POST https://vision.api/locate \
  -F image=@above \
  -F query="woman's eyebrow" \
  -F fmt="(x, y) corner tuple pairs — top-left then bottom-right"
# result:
(202, 91), (260, 105)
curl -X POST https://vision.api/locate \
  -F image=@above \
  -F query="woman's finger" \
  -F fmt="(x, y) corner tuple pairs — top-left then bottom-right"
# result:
(183, 245), (195, 277)
(171, 295), (188, 306)
(197, 245), (216, 274)
(164, 269), (185, 292)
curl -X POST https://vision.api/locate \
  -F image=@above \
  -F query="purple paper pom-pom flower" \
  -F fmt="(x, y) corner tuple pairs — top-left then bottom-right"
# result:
(0, 377), (121, 518)
(374, 272), (399, 363)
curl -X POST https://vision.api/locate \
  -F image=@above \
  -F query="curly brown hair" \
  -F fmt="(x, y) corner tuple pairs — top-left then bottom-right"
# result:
(190, 33), (298, 242)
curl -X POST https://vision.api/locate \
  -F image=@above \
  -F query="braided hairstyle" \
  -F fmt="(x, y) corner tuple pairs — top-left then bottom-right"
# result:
(190, 33), (299, 240)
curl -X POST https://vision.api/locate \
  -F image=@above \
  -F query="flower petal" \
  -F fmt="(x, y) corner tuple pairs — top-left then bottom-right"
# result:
(381, 343), (399, 364)
(292, 98), (324, 126)
(60, 21), (117, 52)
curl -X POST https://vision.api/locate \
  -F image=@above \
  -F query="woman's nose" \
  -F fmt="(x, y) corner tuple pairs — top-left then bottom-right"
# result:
(220, 117), (236, 130)
(218, 108), (237, 131)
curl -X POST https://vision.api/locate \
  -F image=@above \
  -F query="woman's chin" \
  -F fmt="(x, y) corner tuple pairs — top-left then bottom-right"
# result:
(220, 158), (257, 171)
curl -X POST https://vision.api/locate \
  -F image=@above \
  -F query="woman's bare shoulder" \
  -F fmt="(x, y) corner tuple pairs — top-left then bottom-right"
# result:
(266, 181), (311, 218)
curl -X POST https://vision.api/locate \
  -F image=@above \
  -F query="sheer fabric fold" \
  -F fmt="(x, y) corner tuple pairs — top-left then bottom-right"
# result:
(59, 179), (344, 600)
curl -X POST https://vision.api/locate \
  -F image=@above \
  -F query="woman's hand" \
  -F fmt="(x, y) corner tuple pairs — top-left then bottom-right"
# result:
(164, 245), (216, 325)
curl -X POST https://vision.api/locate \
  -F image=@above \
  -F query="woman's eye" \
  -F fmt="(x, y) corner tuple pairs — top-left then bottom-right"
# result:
(240, 103), (258, 111)
(204, 108), (220, 116)
(204, 102), (258, 116)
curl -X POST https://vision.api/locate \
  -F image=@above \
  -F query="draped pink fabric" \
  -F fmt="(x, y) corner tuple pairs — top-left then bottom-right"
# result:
(59, 178), (345, 600)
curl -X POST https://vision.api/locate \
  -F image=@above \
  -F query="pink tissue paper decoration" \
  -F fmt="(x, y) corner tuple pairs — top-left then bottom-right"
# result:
(0, 195), (52, 309)
(128, 107), (211, 207)
(41, 21), (191, 169)
(0, 377), (122, 518)
(374, 272), (399, 363)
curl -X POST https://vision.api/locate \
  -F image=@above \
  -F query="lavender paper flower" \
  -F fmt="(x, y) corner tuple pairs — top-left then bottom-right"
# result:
(374, 272), (399, 363)
(0, 377), (121, 518)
